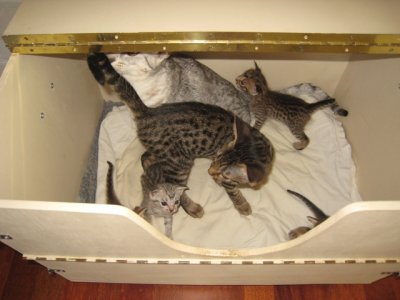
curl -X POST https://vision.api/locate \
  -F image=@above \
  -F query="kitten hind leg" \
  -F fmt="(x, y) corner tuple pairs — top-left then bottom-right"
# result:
(293, 134), (309, 150)
(288, 123), (310, 150)
(180, 192), (204, 218)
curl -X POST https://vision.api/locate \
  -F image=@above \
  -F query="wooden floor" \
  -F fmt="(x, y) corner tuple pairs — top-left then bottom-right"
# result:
(1, 243), (399, 300)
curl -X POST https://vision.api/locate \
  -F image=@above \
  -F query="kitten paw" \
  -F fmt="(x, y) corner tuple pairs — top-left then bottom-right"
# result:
(293, 140), (309, 150)
(185, 203), (204, 218)
(235, 202), (252, 216)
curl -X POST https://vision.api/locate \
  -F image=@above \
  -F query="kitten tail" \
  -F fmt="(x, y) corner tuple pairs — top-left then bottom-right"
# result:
(307, 98), (335, 113)
(331, 103), (349, 116)
(286, 189), (328, 221)
(106, 161), (121, 206)
(87, 53), (149, 118)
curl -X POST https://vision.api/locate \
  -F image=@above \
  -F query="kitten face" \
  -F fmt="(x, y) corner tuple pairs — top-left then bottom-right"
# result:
(208, 116), (273, 188)
(236, 73), (258, 96)
(108, 53), (169, 76)
(208, 159), (250, 186)
(208, 148), (266, 188)
(149, 184), (188, 214)
(108, 53), (171, 107)
(235, 62), (268, 96)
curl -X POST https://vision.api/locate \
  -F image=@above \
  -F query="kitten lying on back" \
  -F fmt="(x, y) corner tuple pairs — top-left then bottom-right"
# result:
(106, 161), (187, 239)
(286, 189), (329, 239)
(107, 53), (254, 125)
(236, 63), (345, 150)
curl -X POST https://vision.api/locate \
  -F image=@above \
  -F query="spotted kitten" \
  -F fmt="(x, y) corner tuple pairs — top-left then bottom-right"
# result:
(106, 161), (187, 238)
(236, 63), (341, 150)
(88, 53), (274, 216)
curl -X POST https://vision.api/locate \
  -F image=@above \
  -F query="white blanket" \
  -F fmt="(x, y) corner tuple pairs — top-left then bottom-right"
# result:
(96, 96), (361, 249)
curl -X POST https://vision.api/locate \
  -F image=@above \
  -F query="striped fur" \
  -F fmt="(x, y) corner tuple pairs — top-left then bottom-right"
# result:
(88, 53), (274, 216)
(106, 161), (186, 239)
(287, 189), (329, 239)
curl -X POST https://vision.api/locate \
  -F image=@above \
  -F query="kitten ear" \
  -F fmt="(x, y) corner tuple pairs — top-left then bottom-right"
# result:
(223, 164), (249, 184)
(175, 186), (189, 197)
(246, 164), (266, 186)
(254, 61), (261, 71)
(149, 188), (166, 200)
(233, 116), (252, 145)
(223, 164), (264, 186)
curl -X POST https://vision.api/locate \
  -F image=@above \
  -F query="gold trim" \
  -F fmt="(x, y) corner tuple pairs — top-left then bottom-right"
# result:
(3, 32), (400, 55)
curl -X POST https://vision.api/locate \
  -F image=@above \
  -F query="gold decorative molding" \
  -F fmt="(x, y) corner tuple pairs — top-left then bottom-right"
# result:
(3, 32), (400, 55)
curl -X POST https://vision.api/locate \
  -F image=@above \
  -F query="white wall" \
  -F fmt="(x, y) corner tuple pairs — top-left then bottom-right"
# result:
(336, 56), (400, 200)
(0, 0), (21, 75)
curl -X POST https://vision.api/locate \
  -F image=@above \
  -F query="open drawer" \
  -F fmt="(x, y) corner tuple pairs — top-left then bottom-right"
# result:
(1, 0), (400, 284)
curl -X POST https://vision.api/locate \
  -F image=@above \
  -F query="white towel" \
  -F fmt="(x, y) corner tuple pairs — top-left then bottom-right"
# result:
(96, 95), (361, 248)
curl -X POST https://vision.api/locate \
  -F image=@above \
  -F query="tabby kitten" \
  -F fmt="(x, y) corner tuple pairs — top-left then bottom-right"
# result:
(286, 189), (329, 239)
(107, 53), (254, 125)
(88, 53), (274, 216)
(236, 63), (337, 150)
(106, 161), (187, 238)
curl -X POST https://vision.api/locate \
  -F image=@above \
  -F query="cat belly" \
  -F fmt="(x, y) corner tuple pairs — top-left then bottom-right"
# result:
(110, 54), (171, 107)
(126, 74), (171, 107)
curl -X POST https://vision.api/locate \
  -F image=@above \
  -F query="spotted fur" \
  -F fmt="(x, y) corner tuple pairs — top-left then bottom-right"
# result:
(236, 63), (337, 150)
(88, 53), (274, 216)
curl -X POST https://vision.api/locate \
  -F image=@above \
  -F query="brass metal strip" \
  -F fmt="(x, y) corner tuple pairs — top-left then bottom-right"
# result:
(3, 32), (400, 55)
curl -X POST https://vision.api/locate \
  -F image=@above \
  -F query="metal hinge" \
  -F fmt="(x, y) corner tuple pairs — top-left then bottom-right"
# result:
(381, 272), (400, 278)
(0, 234), (13, 240)
(47, 269), (66, 275)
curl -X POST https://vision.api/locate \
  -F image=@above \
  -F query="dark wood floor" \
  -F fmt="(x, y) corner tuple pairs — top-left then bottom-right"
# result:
(1, 243), (399, 300)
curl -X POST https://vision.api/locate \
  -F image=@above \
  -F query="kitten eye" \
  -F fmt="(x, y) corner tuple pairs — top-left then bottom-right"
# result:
(161, 202), (167, 206)
(175, 200), (180, 204)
